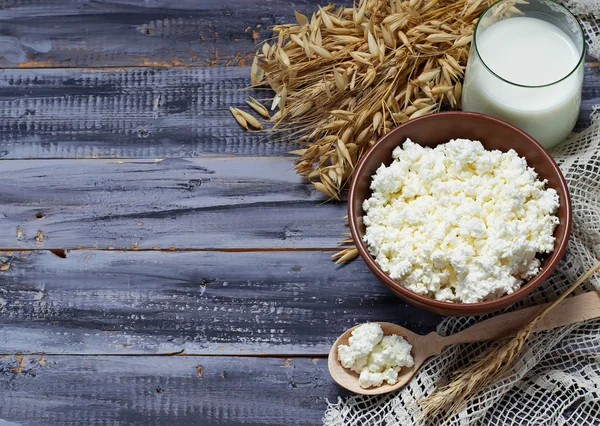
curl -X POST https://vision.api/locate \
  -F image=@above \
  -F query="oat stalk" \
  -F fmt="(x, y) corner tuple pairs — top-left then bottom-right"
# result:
(244, 0), (502, 198)
(417, 260), (600, 424)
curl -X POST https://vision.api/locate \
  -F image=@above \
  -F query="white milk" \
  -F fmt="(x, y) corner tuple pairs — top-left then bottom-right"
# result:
(462, 17), (583, 149)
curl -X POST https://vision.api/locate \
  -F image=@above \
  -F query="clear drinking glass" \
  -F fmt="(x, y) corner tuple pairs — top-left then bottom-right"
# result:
(461, 0), (585, 149)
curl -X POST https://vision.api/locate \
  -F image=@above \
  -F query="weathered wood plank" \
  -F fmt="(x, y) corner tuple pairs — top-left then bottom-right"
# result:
(0, 0), (352, 69)
(0, 67), (298, 159)
(0, 65), (599, 159)
(0, 250), (440, 355)
(579, 65), (600, 130)
(0, 355), (345, 425)
(0, 157), (347, 249)
(0, 0), (595, 69)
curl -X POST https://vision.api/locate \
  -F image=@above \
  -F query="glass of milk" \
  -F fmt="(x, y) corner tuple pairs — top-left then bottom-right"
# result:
(462, 0), (585, 149)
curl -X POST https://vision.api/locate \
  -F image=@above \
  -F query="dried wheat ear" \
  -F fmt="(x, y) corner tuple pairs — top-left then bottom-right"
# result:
(240, 0), (520, 197)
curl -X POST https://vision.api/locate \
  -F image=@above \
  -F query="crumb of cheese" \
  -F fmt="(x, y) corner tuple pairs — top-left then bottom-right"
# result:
(363, 138), (560, 303)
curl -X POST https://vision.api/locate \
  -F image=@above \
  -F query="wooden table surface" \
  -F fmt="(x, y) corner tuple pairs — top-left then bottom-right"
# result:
(0, 1), (598, 424)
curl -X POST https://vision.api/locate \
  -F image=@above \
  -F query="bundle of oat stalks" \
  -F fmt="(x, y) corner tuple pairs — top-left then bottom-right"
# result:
(238, 0), (517, 198)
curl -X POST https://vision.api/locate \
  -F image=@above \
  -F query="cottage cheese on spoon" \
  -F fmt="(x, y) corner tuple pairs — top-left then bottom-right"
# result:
(362, 139), (559, 303)
(337, 323), (414, 388)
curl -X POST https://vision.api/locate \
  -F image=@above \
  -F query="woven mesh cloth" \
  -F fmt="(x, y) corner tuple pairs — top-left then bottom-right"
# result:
(324, 3), (600, 424)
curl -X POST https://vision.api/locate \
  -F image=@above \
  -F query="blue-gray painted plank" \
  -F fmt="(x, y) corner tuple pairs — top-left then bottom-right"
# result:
(0, 355), (347, 426)
(0, 250), (441, 355)
(0, 0), (351, 68)
(0, 66), (298, 158)
(0, 66), (598, 159)
(0, 157), (347, 249)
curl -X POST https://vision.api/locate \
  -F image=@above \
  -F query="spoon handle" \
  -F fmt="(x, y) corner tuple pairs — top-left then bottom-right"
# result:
(440, 291), (600, 348)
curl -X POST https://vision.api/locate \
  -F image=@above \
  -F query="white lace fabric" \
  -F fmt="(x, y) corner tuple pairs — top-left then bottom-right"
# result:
(324, 2), (600, 424)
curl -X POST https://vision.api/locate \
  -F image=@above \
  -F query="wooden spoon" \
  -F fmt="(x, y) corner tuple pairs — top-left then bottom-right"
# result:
(328, 290), (600, 395)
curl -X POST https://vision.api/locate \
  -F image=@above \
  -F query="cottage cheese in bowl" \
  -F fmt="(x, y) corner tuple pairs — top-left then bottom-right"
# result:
(362, 138), (559, 303)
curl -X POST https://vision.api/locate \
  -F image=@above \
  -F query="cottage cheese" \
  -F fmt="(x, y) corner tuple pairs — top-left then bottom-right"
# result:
(337, 323), (414, 388)
(362, 139), (559, 303)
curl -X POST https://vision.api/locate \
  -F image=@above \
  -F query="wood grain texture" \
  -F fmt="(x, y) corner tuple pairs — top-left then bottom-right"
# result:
(0, 355), (346, 425)
(0, 250), (440, 355)
(0, 67), (299, 159)
(0, 0), (596, 70)
(0, 157), (348, 250)
(0, 0), (351, 69)
(0, 65), (599, 159)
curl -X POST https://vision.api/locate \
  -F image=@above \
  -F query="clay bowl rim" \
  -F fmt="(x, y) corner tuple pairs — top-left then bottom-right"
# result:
(348, 111), (572, 315)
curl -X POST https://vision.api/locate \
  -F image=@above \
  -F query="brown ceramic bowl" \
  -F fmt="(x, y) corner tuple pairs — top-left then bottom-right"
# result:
(348, 112), (572, 316)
